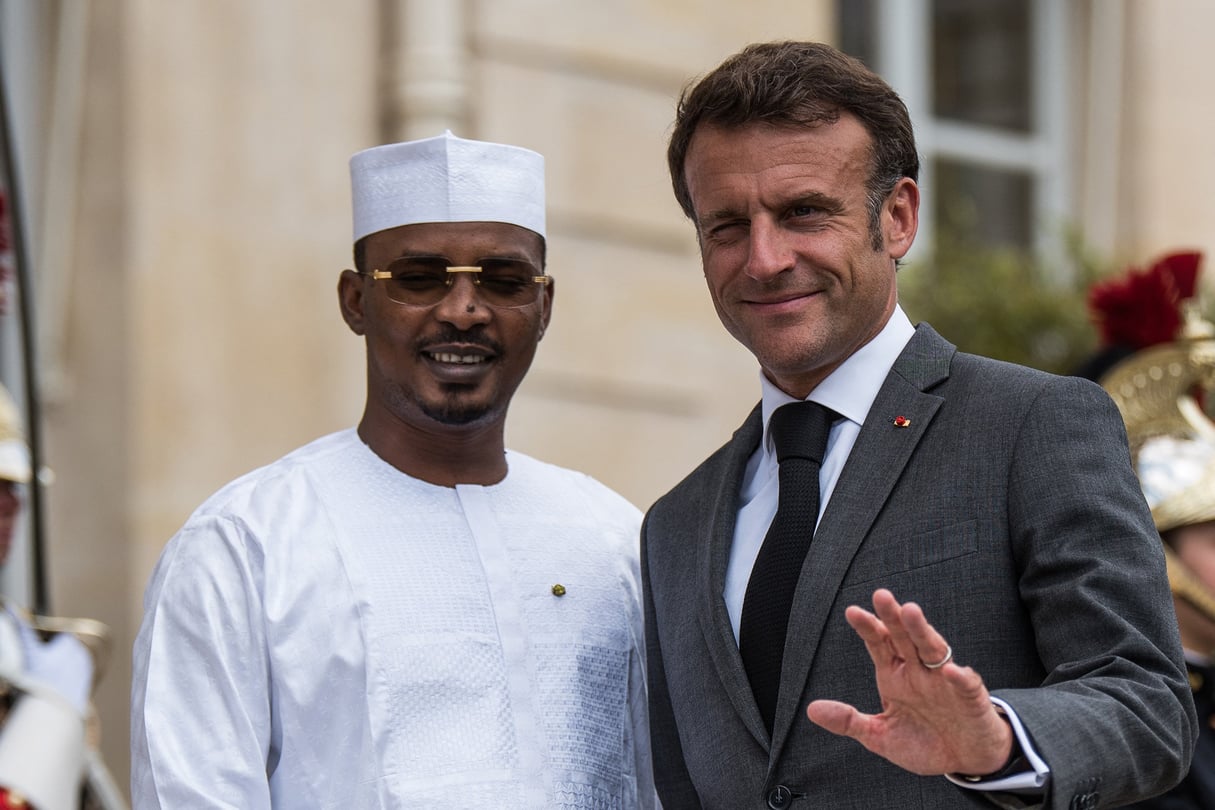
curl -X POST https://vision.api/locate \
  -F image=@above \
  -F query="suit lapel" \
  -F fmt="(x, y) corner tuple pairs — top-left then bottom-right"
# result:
(696, 404), (773, 749)
(769, 325), (954, 759)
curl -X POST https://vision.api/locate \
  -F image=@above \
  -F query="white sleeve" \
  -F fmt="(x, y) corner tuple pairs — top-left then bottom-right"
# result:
(625, 553), (660, 809)
(130, 516), (274, 809)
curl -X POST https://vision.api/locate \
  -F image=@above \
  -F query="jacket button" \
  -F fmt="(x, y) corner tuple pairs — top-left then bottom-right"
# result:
(767, 785), (793, 809)
(1069, 793), (1098, 810)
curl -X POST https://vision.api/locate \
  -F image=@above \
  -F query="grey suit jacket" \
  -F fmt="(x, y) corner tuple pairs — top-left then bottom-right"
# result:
(642, 324), (1197, 810)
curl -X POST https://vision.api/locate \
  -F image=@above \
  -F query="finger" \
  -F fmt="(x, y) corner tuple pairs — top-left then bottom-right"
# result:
(843, 604), (897, 669)
(899, 600), (953, 670)
(806, 699), (871, 740)
(941, 663), (989, 704)
(870, 589), (920, 664)
(843, 604), (884, 640)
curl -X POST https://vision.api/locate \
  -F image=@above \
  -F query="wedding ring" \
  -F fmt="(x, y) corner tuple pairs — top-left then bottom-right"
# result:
(922, 644), (952, 670)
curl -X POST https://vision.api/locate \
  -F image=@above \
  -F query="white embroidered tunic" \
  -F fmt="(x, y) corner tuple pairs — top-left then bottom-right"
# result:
(131, 430), (656, 809)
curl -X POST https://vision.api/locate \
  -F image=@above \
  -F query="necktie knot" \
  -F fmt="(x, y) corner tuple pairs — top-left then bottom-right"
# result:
(769, 401), (836, 465)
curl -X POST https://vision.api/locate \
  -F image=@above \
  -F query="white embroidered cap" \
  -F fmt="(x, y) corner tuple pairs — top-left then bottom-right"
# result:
(349, 130), (546, 243)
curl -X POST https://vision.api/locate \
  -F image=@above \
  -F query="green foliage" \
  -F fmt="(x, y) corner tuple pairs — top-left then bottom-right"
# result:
(898, 233), (1105, 375)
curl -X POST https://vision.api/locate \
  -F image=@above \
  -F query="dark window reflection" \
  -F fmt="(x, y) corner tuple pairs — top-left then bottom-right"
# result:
(933, 0), (1032, 131)
(935, 159), (1033, 249)
(838, 0), (877, 69)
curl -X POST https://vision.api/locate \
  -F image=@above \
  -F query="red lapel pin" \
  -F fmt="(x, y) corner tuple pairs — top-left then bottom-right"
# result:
(893, 415), (911, 428)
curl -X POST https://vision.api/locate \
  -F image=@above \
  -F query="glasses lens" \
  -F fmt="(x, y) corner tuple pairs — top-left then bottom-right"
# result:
(381, 258), (451, 307)
(477, 260), (544, 309)
(376, 258), (545, 309)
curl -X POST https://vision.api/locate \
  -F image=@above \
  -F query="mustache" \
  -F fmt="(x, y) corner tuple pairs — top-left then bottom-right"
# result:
(418, 325), (504, 355)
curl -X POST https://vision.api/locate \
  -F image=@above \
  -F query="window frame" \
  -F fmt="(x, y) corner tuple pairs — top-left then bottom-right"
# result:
(864, 0), (1072, 262)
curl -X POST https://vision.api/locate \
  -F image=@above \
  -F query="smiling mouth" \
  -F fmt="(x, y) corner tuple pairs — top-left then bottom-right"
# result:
(748, 290), (818, 306)
(426, 351), (489, 365)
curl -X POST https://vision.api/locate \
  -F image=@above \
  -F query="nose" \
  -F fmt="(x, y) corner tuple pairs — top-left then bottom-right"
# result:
(433, 273), (493, 326)
(744, 216), (795, 282)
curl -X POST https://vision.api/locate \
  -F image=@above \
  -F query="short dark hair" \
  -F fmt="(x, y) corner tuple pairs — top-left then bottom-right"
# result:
(667, 41), (920, 248)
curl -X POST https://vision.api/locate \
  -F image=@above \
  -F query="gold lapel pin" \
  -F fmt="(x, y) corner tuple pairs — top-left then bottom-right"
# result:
(893, 415), (911, 428)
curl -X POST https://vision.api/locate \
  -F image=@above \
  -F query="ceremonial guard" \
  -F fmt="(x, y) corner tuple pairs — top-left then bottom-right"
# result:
(1089, 251), (1215, 809)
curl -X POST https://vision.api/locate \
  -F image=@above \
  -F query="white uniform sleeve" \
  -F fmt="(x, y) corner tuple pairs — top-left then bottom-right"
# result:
(21, 627), (93, 714)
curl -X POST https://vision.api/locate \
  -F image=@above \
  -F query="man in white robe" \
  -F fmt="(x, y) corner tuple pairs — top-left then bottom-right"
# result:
(131, 133), (657, 809)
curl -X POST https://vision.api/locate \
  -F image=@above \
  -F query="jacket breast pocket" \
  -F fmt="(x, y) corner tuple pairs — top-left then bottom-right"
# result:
(840, 519), (980, 588)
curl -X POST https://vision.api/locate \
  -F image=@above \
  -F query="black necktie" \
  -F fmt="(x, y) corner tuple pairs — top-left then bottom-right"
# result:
(739, 400), (836, 735)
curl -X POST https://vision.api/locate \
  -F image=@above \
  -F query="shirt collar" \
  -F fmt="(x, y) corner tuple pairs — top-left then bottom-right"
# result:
(760, 305), (916, 445)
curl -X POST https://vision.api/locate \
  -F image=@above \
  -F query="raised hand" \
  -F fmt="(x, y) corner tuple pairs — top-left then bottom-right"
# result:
(805, 588), (1013, 777)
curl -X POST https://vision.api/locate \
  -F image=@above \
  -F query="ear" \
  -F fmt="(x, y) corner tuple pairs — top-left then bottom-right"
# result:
(884, 177), (920, 260)
(338, 269), (367, 335)
(538, 276), (554, 339)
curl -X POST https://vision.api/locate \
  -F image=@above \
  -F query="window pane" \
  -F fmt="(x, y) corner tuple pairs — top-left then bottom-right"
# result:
(837, 0), (878, 69)
(932, 0), (1031, 131)
(934, 159), (1033, 249)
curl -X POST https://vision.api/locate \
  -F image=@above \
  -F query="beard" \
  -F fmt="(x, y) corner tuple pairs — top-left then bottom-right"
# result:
(400, 376), (511, 427)
(376, 373), (508, 432)
(418, 389), (494, 425)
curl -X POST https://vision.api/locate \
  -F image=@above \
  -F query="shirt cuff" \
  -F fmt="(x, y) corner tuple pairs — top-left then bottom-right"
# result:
(945, 696), (1050, 794)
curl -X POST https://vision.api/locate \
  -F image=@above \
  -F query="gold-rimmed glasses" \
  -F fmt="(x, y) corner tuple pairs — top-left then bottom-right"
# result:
(359, 256), (551, 309)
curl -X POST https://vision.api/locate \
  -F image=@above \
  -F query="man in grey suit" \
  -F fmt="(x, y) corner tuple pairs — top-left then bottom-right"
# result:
(642, 41), (1196, 809)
